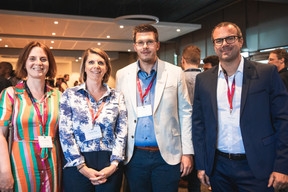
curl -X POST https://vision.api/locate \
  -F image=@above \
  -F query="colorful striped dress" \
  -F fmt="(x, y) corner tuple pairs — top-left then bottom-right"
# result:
(0, 82), (62, 192)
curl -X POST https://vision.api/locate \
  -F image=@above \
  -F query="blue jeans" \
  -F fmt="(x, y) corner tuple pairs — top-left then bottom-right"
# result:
(63, 151), (123, 192)
(125, 148), (180, 192)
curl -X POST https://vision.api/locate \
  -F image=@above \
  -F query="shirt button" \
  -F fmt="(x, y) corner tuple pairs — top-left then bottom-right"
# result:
(42, 182), (44, 185)
(131, 135), (134, 139)
(134, 120), (137, 123)
(41, 171), (44, 173)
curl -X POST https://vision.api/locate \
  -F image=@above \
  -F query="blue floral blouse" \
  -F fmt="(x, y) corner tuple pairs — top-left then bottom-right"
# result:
(59, 83), (128, 167)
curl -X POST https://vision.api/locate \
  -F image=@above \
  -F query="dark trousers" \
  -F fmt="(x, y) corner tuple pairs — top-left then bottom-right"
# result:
(210, 154), (274, 192)
(63, 151), (123, 192)
(125, 148), (181, 192)
(182, 166), (201, 192)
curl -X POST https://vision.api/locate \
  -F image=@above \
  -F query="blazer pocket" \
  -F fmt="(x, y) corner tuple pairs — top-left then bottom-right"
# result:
(262, 134), (275, 146)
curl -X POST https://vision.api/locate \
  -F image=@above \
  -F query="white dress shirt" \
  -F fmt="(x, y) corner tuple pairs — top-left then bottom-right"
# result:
(217, 57), (245, 154)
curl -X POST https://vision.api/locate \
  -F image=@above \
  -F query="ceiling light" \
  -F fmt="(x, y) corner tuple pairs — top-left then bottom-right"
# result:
(52, 33), (56, 36)
(78, 57), (82, 60)
(97, 43), (101, 45)
(128, 49), (131, 52)
(54, 21), (58, 24)
(0, 38), (2, 41)
(107, 35), (110, 38)
(76, 59), (79, 62)
(120, 25), (124, 29)
(50, 47), (53, 49)
(51, 41), (54, 43)
(5, 45), (8, 47)
(176, 29), (181, 32)
(115, 15), (159, 26)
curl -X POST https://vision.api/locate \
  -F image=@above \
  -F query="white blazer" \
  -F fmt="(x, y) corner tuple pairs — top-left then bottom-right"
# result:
(116, 59), (193, 165)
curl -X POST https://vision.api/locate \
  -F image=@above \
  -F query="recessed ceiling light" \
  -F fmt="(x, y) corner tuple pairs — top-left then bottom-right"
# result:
(97, 42), (101, 45)
(51, 41), (54, 43)
(52, 33), (56, 36)
(78, 57), (82, 60)
(120, 25), (124, 29)
(106, 35), (110, 38)
(76, 59), (79, 62)
(0, 38), (2, 41)
(5, 45), (8, 47)
(176, 29), (181, 32)
(54, 21), (59, 24)
(50, 47), (53, 49)
(128, 49), (131, 52)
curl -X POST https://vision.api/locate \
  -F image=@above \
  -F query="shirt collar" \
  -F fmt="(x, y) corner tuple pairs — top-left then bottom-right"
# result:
(137, 59), (158, 75)
(76, 83), (111, 98)
(14, 81), (55, 97)
(218, 56), (244, 77)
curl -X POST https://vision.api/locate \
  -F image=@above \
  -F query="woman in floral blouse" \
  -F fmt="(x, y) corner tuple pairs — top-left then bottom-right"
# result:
(59, 48), (128, 191)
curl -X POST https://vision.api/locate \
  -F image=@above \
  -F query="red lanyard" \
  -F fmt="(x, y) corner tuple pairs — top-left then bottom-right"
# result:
(24, 81), (47, 136)
(86, 95), (106, 124)
(223, 70), (236, 113)
(136, 73), (156, 104)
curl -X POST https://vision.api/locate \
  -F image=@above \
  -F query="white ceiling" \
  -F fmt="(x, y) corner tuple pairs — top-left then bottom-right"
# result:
(0, 9), (201, 53)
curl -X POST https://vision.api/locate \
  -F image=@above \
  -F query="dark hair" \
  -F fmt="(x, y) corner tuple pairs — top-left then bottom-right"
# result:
(133, 24), (159, 43)
(80, 48), (111, 83)
(64, 74), (69, 78)
(182, 45), (201, 64)
(203, 55), (219, 67)
(15, 41), (57, 79)
(211, 22), (243, 42)
(270, 49), (288, 67)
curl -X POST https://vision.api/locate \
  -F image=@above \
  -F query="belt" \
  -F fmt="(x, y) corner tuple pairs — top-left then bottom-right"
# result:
(216, 150), (246, 160)
(135, 146), (159, 151)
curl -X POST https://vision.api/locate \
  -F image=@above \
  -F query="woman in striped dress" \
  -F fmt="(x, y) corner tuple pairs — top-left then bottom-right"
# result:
(0, 41), (62, 192)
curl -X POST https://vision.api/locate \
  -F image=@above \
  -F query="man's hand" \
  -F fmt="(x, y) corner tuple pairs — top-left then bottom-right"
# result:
(268, 172), (288, 189)
(180, 155), (193, 177)
(197, 170), (210, 187)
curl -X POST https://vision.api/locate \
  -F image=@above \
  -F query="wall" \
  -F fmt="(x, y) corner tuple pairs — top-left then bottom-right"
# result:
(159, 0), (288, 65)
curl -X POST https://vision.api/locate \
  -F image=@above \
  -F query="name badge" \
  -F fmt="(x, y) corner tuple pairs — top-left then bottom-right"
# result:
(38, 136), (53, 148)
(137, 105), (152, 117)
(85, 123), (102, 141)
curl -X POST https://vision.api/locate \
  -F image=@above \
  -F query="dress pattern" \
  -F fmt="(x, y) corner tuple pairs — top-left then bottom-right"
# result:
(0, 82), (62, 192)
(59, 83), (127, 167)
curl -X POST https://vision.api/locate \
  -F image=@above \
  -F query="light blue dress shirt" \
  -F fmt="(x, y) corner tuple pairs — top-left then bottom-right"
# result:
(134, 61), (158, 147)
(217, 57), (245, 154)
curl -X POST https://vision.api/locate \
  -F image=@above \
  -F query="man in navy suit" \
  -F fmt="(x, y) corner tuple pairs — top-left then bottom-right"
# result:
(192, 21), (288, 191)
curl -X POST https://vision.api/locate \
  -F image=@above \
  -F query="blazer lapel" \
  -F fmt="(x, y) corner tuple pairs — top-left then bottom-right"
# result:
(153, 60), (167, 113)
(210, 66), (219, 121)
(240, 59), (258, 116)
(127, 63), (138, 113)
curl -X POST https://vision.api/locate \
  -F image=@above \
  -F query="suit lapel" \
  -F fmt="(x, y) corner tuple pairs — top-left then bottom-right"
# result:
(210, 66), (219, 121)
(127, 63), (138, 113)
(153, 60), (167, 113)
(240, 59), (257, 116)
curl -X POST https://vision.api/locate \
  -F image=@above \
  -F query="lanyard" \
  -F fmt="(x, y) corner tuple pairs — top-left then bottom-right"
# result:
(136, 73), (156, 104)
(24, 81), (48, 136)
(86, 94), (106, 124)
(223, 70), (236, 114)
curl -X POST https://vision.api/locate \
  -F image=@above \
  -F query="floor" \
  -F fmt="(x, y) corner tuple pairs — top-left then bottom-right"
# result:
(179, 184), (211, 192)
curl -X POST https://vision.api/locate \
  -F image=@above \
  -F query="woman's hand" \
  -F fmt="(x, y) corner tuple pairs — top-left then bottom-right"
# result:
(0, 170), (14, 192)
(78, 165), (107, 185)
(89, 164), (118, 185)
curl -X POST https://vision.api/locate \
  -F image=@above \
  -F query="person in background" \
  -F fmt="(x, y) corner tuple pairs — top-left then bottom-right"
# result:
(59, 47), (127, 192)
(203, 55), (219, 71)
(73, 80), (79, 86)
(192, 21), (288, 191)
(0, 41), (62, 191)
(60, 74), (69, 91)
(116, 24), (193, 192)
(268, 49), (288, 90)
(180, 45), (201, 192)
(0, 62), (12, 93)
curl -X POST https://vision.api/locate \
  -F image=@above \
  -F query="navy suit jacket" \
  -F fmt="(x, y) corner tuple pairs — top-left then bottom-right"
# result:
(192, 59), (288, 179)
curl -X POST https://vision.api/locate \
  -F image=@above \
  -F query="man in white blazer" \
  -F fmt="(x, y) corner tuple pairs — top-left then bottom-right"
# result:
(116, 24), (194, 192)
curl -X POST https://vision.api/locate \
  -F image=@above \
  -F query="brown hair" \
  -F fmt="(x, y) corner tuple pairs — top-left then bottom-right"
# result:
(270, 49), (288, 67)
(80, 48), (111, 83)
(211, 22), (243, 41)
(203, 55), (219, 67)
(15, 41), (57, 79)
(133, 24), (159, 43)
(182, 45), (201, 64)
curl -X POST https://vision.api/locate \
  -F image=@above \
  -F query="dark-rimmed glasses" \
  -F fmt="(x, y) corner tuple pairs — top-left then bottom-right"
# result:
(213, 36), (241, 46)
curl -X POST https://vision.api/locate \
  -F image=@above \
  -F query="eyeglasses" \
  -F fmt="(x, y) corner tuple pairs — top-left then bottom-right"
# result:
(135, 40), (156, 47)
(213, 36), (241, 46)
